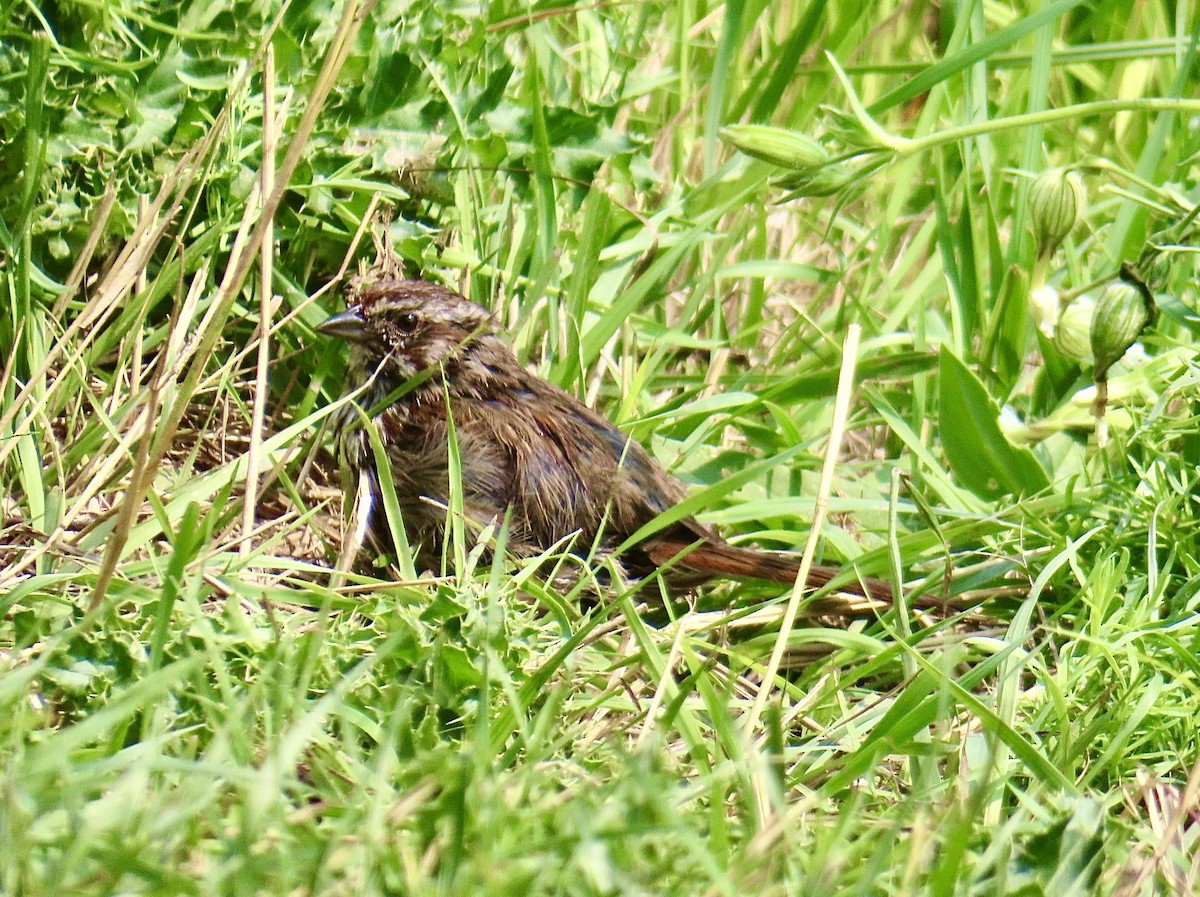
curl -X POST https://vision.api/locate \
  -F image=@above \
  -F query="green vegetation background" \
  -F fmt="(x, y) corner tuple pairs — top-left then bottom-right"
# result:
(3, 1), (1200, 894)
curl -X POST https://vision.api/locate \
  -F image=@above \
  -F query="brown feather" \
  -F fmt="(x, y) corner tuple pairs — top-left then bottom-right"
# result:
(643, 539), (891, 600)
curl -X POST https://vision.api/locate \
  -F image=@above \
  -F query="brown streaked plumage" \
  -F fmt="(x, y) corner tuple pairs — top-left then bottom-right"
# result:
(318, 277), (891, 600)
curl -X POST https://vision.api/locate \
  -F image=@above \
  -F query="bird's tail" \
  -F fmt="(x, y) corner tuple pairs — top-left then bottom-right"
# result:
(643, 539), (894, 605)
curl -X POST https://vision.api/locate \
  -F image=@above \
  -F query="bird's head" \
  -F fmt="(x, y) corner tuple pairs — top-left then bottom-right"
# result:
(317, 278), (500, 382)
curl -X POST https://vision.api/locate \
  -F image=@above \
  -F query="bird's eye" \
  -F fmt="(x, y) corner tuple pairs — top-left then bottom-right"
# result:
(396, 312), (419, 333)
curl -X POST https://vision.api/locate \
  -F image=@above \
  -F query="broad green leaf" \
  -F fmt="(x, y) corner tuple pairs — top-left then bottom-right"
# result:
(938, 346), (1049, 498)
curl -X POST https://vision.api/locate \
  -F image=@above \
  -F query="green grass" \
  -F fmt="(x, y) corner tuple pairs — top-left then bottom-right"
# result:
(4, 1), (1200, 893)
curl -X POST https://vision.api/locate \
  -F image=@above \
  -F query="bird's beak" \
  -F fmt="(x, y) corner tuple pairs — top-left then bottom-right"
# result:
(316, 308), (371, 344)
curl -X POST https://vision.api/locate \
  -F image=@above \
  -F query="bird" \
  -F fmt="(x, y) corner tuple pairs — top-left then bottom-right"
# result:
(316, 277), (892, 602)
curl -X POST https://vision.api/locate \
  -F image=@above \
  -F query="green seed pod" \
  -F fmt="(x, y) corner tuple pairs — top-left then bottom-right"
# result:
(721, 124), (829, 174)
(1030, 168), (1085, 258)
(1090, 276), (1155, 378)
(771, 163), (855, 197)
(1053, 295), (1095, 361)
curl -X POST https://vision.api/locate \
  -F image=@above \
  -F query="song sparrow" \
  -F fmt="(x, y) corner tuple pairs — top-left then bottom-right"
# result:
(317, 278), (890, 600)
